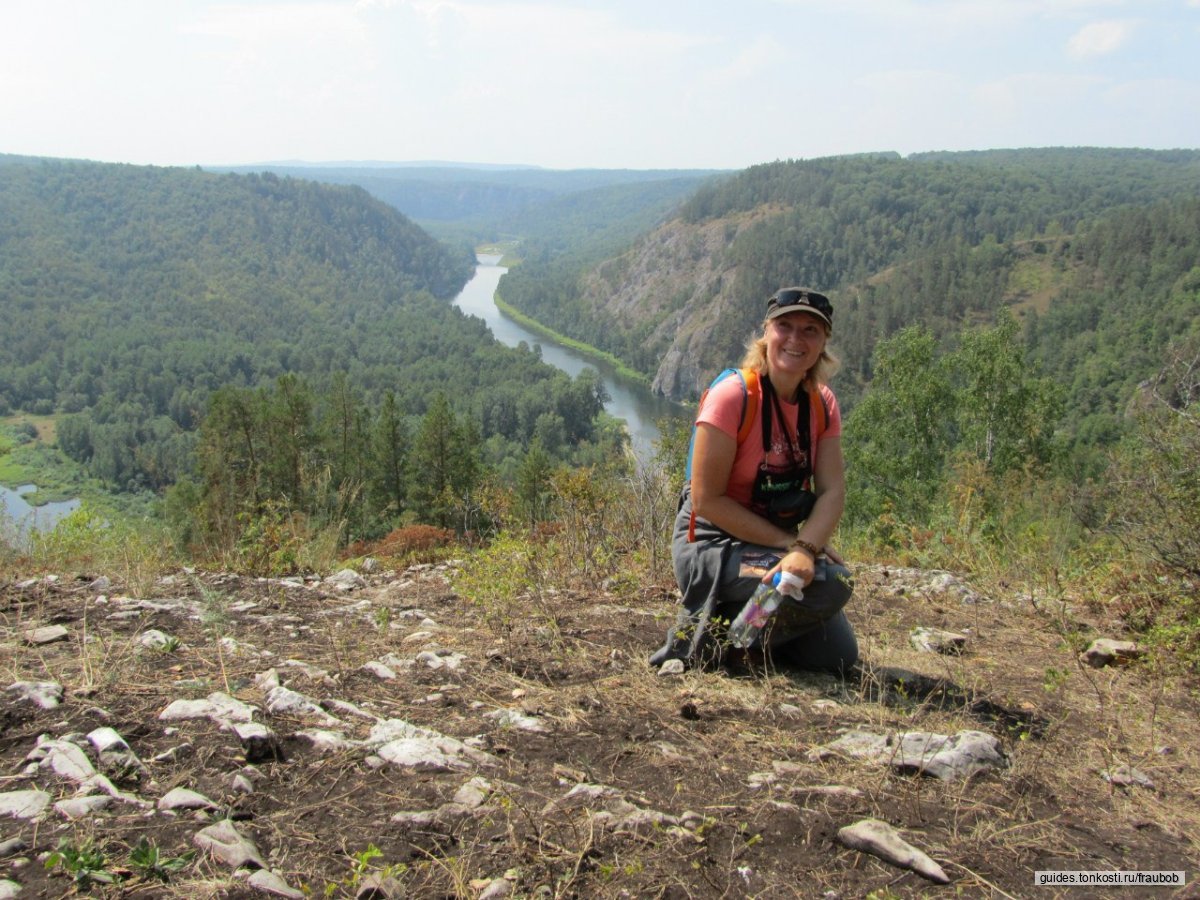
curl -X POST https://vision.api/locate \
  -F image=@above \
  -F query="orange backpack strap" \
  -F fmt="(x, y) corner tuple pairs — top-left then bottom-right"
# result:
(687, 368), (762, 542)
(737, 368), (760, 445)
(809, 385), (828, 439)
(805, 385), (829, 479)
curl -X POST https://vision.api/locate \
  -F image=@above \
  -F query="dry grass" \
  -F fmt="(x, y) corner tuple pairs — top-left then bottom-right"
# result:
(1, 557), (1197, 898)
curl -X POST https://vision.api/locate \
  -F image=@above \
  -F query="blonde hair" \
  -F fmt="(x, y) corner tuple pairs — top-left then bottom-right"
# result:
(741, 318), (841, 391)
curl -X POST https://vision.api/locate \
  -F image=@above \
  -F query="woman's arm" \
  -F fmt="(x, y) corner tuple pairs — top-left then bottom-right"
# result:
(690, 423), (796, 549)
(691, 421), (847, 587)
(775, 436), (845, 584)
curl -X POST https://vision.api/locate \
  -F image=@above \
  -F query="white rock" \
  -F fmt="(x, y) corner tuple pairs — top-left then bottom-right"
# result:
(0, 878), (22, 899)
(658, 659), (686, 676)
(910, 627), (969, 654)
(294, 730), (352, 753)
(23, 625), (69, 645)
(453, 777), (494, 809)
(193, 819), (267, 869)
(35, 739), (96, 782)
(159, 692), (257, 724)
(813, 729), (1008, 781)
(86, 727), (129, 753)
(88, 727), (148, 775)
(55, 795), (114, 819)
(158, 787), (219, 811)
(0, 790), (51, 820)
(139, 629), (176, 650)
(5, 680), (64, 709)
(361, 660), (398, 680)
(246, 869), (306, 898)
(264, 686), (341, 726)
(837, 818), (949, 884)
(1082, 639), (1144, 668)
(485, 709), (549, 733)
(377, 737), (495, 771)
(324, 569), (365, 590)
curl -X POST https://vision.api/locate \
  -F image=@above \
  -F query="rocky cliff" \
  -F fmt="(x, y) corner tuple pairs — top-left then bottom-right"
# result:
(575, 208), (780, 402)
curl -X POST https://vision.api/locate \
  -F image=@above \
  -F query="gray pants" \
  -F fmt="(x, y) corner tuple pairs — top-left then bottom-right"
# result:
(650, 498), (858, 673)
(711, 539), (858, 672)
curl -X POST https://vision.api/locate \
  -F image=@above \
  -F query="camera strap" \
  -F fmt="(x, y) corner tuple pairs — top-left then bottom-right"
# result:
(749, 378), (815, 528)
(760, 376), (810, 471)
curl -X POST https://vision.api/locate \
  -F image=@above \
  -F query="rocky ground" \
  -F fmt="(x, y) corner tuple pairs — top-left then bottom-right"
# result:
(2, 559), (1198, 898)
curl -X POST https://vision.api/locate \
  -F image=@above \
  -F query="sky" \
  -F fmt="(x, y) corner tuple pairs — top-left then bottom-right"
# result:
(2, 0), (1199, 171)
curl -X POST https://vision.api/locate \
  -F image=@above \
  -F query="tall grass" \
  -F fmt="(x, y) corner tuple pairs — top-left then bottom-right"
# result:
(3, 505), (176, 597)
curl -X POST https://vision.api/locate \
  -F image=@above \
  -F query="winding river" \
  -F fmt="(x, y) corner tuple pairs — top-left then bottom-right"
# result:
(453, 255), (687, 465)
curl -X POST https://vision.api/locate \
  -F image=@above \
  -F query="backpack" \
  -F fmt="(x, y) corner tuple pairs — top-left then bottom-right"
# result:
(683, 367), (828, 541)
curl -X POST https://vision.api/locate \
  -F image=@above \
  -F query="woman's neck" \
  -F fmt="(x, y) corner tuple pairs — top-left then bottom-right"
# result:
(767, 369), (805, 402)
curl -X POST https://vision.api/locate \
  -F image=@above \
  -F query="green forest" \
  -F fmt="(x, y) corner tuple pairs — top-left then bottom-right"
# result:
(2, 150), (1199, 671)
(499, 149), (1200, 443)
(0, 158), (620, 549)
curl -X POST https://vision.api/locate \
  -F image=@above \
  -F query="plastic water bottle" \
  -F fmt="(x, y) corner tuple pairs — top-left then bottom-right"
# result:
(727, 571), (805, 648)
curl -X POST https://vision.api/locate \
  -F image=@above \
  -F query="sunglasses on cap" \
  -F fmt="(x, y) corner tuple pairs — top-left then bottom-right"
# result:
(766, 288), (833, 326)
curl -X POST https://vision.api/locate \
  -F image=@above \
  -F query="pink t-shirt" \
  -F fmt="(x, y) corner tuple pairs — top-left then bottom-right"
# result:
(695, 375), (842, 507)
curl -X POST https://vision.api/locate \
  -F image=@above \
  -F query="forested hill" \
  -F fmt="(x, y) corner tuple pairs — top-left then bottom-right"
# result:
(498, 148), (1200, 438)
(0, 159), (613, 500)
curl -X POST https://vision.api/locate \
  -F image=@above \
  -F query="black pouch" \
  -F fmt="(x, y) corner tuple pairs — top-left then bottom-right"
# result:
(765, 485), (817, 529)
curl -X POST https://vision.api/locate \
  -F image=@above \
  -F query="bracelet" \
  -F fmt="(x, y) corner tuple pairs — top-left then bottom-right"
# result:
(789, 538), (820, 559)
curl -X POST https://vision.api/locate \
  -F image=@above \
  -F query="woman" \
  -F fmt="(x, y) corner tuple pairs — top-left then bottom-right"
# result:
(650, 287), (857, 672)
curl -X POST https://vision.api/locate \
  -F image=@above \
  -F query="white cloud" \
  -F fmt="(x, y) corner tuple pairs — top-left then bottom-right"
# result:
(1066, 19), (1135, 59)
(768, 0), (1127, 31)
(705, 34), (784, 86)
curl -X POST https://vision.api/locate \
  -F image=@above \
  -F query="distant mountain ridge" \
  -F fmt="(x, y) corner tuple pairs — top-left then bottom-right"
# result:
(249, 160), (546, 170)
(208, 162), (724, 237)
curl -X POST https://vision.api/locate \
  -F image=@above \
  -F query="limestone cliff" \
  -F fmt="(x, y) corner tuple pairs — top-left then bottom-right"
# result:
(575, 207), (782, 402)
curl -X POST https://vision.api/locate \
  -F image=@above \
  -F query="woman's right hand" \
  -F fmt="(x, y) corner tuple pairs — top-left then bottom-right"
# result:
(768, 548), (817, 587)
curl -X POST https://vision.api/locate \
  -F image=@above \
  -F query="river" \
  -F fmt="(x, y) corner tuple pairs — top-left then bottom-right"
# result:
(453, 255), (687, 465)
(0, 483), (81, 546)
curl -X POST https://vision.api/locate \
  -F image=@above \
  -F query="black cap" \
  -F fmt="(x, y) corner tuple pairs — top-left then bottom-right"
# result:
(766, 287), (833, 329)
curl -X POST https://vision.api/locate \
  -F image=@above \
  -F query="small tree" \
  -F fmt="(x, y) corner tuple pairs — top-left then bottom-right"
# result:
(952, 313), (1061, 475)
(1106, 335), (1200, 578)
(407, 394), (481, 531)
(843, 326), (957, 529)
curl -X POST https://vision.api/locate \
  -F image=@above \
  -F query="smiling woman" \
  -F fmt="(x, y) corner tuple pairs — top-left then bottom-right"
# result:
(649, 286), (857, 674)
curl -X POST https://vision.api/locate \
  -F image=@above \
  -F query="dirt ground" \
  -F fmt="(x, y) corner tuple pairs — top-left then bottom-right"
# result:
(2, 560), (1198, 898)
